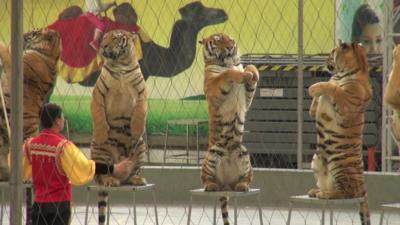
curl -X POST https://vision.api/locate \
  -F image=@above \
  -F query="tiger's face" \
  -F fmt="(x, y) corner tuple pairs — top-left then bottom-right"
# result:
(100, 30), (138, 63)
(326, 41), (368, 73)
(199, 33), (240, 67)
(23, 28), (61, 59)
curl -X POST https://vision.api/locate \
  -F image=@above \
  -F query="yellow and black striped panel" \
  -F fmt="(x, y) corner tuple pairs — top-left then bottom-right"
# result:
(254, 64), (382, 73)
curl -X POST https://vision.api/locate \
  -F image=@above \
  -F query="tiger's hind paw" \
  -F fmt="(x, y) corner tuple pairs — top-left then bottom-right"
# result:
(316, 191), (334, 199)
(234, 182), (249, 192)
(127, 175), (147, 186)
(99, 176), (121, 187)
(316, 190), (349, 199)
(307, 188), (319, 197)
(204, 183), (219, 192)
(316, 192), (329, 199)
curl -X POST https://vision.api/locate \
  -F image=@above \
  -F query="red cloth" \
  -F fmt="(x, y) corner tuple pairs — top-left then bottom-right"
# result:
(24, 129), (71, 203)
(48, 17), (97, 67)
(48, 14), (140, 68)
(84, 12), (106, 31)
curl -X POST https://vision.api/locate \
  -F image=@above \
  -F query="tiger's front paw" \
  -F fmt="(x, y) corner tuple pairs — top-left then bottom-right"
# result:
(204, 183), (219, 192)
(234, 182), (249, 192)
(241, 72), (253, 83)
(308, 83), (323, 97)
(244, 65), (259, 83)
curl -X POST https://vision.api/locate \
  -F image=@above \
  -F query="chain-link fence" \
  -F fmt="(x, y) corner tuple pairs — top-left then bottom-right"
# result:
(3, 0), (337, 169)
(1, 0), (400, 224)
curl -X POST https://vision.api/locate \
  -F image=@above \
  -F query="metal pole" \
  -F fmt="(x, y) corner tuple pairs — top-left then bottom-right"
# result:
(10, 0), (24, 224)
(382, 0), (394, 172)
(297, 0), (304, 169)
(333, 0), (337, 47)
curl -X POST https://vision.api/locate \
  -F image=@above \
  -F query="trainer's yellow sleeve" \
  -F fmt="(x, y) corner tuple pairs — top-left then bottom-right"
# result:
(60, 142), (96, 186)
(8, 149), (32, 181)
(23, 154), (32, 181)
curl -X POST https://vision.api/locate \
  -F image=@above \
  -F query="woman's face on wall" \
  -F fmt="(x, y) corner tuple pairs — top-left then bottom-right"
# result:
(360, 23), (383, 54)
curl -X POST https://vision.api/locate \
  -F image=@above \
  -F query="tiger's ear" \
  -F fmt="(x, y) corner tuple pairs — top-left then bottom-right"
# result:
(126, 32), (139, 43)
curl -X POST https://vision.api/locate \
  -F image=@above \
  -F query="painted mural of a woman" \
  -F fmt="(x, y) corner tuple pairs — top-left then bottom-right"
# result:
(351, 4), (383, 54)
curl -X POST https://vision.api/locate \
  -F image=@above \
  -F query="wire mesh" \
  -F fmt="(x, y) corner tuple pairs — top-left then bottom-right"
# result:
(1, 0), (400, 225)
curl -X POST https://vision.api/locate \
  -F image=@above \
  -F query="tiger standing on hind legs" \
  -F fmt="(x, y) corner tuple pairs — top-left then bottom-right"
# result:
(308, 41), (372, 225)
(384, 45), (400, 146)
(199, 33), (259, 225)
(0, 29), (61, 181)
(0, 28), (61, 225)
(90, 29), (148, 225)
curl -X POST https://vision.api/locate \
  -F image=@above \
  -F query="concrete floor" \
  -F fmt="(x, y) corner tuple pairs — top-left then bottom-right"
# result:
(14, 148), (394, 225)
(77, 205), (400, 225)
(0, 205), (398, 225)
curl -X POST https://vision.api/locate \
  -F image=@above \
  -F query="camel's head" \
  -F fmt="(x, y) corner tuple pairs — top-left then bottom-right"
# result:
(179, 1), (228, 29)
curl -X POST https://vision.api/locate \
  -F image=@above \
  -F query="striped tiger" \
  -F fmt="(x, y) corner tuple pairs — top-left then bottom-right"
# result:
(308, 42), (372, 225)
(90, 29), (147, 225)
(0, 28), (61, 225)
(199, 33), (258, 225)
(384, 45), (400, 145)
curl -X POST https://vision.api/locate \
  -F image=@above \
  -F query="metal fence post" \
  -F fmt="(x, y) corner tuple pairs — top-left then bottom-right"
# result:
(10, 0), (24, 224)
(297, 0), (304, 169)
(382, 0), (394, 172)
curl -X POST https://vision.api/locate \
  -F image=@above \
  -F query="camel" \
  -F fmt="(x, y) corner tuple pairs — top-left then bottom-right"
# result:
(52, 1), (228, 86)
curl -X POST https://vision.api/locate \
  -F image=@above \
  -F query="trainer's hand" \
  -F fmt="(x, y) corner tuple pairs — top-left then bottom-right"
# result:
(112, 159), (133, 180)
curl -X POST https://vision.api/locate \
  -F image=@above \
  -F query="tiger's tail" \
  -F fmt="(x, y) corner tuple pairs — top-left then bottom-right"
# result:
(220, 196), (229, 225)
(359, 192), (371, 225)
(98, 191), (108, 225)
(0, 41), (11, 76)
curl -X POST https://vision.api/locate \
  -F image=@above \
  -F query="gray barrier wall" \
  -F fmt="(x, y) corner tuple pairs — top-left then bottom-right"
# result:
(70, 167), (400, 210)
